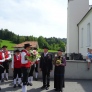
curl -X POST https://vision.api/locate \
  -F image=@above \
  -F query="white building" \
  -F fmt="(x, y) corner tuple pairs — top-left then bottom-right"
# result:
(78, 7), (92, 57)
(67, 0), (92, 58)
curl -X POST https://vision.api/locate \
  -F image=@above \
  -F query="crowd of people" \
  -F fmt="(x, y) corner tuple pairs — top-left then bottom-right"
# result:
(0, 43), (66, 92)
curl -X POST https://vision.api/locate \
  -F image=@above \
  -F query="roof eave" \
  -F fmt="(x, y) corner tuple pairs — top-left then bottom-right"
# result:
(77, 7), (92, 26)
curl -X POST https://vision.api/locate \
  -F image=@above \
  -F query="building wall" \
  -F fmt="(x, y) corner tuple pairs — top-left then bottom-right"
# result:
(79, 10), (92, 57)
(14, 48), (24, 51)
(67, 0), (89, 54)
(9, 60), (92, 79)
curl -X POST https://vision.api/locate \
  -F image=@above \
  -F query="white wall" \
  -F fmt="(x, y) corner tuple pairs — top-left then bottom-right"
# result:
(9, 60), (92, 79)
(14, 48), (24, 51)
(67, 0), (89, 53)
(79, 10), (92, 57)
(65, 60), (92, 79)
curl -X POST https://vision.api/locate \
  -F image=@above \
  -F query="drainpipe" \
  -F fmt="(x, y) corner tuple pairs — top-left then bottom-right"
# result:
(77, 24), (79, 53)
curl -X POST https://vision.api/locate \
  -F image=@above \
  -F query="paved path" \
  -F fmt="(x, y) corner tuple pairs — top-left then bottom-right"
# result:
(1, 79), (92, 92)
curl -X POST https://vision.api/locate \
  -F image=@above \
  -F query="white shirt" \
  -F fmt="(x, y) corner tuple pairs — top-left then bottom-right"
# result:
(0, 52), (5, 62)
(6, 51), (11, 60)
(11, 56), (14, 68)
(2, 50), (11, 60)
(21, 51), (28, 64)
(44, 52), (48, 57)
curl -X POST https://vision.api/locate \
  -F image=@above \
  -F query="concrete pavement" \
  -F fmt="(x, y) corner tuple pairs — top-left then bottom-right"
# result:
(1, 79), (92, 92)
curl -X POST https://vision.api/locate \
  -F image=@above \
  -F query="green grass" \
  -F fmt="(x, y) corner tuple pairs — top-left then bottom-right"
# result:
(38, 49), (57, 53)
(0, 40), (16, 50)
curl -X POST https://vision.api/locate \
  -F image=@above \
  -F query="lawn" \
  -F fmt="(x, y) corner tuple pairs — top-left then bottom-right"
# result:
(38, 48), (57, 53)
(0, 40), (16, 50)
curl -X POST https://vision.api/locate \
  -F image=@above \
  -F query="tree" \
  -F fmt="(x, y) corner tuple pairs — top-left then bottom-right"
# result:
(38, 36), (50, 49)
(0, 39), (2, 48)
(0, 28), (66, 51)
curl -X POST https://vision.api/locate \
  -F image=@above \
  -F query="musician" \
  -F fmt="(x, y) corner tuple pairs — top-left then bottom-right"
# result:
(0, 48), (5, 90)
(21, 43), (32, 92)
(34, 48), (39, 81)
(2, 45), (11, 81)
(11, 50), (22, 88)
(27, 47), (39, 86)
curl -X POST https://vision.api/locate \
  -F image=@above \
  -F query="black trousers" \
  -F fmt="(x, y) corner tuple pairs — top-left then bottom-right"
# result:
(29, 65), (34, 76)
(21, 67), (30, 85)
(3, 61), (9, 73)
(0, 65), (4, 80)
(42, 69), (50, 87)
(35, 63), (38, 72)
(13, 68), (21, 79)
(29, 64), (38, 77)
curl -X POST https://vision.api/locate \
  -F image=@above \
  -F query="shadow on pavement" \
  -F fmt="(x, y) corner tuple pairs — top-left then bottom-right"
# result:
(1, 86), (20, 92)
(28, 87), (43, 92)
(65, 79), (92, 92)
(27, 87), (55, 92)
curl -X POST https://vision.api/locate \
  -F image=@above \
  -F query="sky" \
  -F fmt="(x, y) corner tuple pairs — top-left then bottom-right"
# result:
(0, 0), (92, 38)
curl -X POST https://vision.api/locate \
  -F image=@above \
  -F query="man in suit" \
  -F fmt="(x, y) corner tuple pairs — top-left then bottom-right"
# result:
(40, 46), (53, 90)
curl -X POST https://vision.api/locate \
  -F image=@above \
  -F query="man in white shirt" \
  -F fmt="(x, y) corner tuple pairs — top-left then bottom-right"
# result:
(2, 45), (11, 81)
(0, 48), (5, 90)
(21, 43), (32, 92)
(11, 50), (22, 88)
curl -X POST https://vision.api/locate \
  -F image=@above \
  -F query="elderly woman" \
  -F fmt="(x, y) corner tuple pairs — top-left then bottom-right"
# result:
(54, 49), (66, 92)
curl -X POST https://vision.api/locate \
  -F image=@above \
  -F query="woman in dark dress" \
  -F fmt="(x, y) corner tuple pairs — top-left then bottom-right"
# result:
(54, 49), (66, 92)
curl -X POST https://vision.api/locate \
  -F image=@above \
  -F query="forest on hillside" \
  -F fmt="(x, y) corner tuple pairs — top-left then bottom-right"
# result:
(0, 29), (67, 51)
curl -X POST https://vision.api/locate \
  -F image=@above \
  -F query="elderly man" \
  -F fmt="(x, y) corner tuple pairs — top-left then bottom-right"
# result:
(54, 49), (66, 92)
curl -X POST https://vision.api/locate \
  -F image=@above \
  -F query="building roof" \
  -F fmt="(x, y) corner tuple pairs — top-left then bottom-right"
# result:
(13, 41), (38, 48)
(77, 7), (92, 26)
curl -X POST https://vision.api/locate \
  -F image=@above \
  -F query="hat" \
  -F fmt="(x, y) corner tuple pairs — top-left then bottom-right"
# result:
(58, 49), (63, 52)
(14, 49), (20, 52)
(33, 47), (38, 50)
(24, 43), (32, 48)
(43, 46), (49, 49)
(2, 45), (7, 48)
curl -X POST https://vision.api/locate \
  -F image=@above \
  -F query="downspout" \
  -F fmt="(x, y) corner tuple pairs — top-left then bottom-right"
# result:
(77, 24), (79, 53)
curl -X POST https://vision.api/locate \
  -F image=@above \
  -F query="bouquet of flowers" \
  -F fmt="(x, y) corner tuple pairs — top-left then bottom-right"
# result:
(56, 59), (62, 65)
(25, 50), (41, 62)
(56, 56), (62, 64)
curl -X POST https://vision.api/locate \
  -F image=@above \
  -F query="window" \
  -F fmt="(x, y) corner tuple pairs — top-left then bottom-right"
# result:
(81, 28), (83, 48)
(87, 23), (91, 47)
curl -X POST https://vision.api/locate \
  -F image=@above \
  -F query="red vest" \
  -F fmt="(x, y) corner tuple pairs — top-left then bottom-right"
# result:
(0, 52), (3, 64)
(14, 54), (21, 68)
(21, 50), (31, 68)
(3, 50), (9, 59)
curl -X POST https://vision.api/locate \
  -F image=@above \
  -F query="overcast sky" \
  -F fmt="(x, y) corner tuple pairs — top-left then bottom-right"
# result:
(0, 0), (92, 38)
